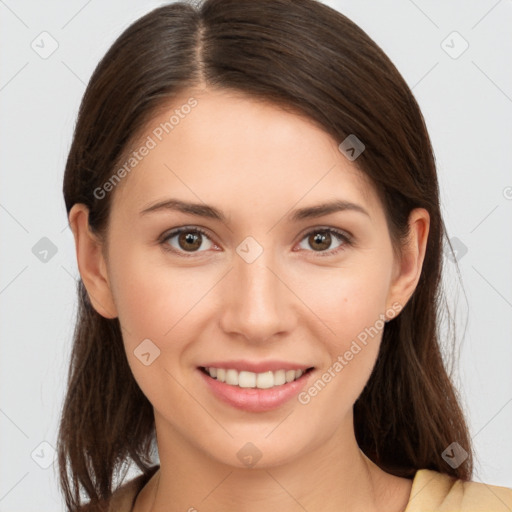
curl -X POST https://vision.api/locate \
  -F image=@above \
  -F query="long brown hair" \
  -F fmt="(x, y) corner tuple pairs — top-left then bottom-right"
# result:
(59, 0), (473, 509)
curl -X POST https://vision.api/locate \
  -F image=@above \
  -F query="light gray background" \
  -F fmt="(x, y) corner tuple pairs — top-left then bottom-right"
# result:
(1, 0), (511, 510)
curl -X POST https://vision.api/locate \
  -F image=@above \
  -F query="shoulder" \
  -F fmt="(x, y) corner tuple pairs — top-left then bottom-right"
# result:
(107, 466), (160, 512)
(405, 469), (512, 512)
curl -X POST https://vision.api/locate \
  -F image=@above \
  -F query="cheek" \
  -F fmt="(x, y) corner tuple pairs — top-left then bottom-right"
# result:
(297, 283), (386, 424)
(108, 244), (206, 339)
(294, 255), (391, 338)
(294, 257), (390, 406)
(107, 247), (222, 396)
(109, 251), (203, 407)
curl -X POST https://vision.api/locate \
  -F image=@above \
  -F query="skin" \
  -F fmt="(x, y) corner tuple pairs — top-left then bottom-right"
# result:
(69, 87), (429, 512)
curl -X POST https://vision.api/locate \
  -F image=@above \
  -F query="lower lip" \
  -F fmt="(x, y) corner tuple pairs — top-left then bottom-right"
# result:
(198, 368), (314, 412)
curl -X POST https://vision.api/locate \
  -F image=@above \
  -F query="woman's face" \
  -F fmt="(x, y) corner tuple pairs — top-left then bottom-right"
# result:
(79, 87), (426, 468)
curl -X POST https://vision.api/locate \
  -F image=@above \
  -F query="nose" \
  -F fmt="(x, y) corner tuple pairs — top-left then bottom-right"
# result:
(218, 243), (295, 344)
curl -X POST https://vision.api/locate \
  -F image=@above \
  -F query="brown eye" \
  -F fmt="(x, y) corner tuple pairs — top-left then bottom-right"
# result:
(177, 231), (202, 251)
(161, 227), (214, 255)
(308, 231), (332, 251)
(297, 228), (351, 256)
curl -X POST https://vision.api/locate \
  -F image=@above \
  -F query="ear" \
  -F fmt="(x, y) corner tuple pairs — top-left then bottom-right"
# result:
(385, 207), (430, 315)
(68, 203), (118, 319)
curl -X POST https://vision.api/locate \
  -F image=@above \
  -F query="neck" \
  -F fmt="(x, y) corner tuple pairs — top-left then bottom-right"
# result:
(136, 413), (412, 512)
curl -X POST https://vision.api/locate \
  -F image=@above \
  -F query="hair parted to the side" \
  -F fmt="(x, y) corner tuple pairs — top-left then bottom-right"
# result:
(59, 0), (473, 509)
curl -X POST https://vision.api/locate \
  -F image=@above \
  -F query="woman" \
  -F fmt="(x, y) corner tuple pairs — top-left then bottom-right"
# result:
(58, 0), (512, 510)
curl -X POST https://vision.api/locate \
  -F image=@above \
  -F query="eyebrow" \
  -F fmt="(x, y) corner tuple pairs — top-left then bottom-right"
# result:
(139, 198), (370, 222)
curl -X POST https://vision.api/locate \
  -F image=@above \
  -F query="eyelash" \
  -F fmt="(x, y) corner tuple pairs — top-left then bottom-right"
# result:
(159, 226), (353, 258)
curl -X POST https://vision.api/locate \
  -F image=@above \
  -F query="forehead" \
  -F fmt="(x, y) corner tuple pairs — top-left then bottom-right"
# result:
(109, 88), (378, 221)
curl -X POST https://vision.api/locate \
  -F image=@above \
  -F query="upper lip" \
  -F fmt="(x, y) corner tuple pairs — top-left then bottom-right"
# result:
(199, 360), (314, 373)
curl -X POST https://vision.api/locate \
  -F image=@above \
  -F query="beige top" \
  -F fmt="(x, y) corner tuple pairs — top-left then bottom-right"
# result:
(108, 466), (512, 511)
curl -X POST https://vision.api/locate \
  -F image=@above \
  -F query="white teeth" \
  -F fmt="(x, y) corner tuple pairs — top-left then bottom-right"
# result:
(274, 369), (286, 386)
(256, 371), (274, 389)
(225, 369), (238, 386)
(238, 371), (256, 388)
(205, 367), (309, 388)
(285, 370), (296, 383)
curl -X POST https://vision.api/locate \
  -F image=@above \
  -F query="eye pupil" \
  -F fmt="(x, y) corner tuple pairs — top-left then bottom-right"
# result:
(310, 231), (331, 251)
(179, 231), (202, 251)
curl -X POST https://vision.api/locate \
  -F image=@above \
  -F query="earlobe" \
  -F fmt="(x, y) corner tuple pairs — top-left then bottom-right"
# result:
(68, 204), (118, 319)
(386, 208), (430, 315)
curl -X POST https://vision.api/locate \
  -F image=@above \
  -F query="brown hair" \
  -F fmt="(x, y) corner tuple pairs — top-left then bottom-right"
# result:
(59, 0), (473, 509)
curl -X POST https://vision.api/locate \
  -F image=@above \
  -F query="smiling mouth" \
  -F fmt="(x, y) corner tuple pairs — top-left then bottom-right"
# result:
(199, 366), (315, 389)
